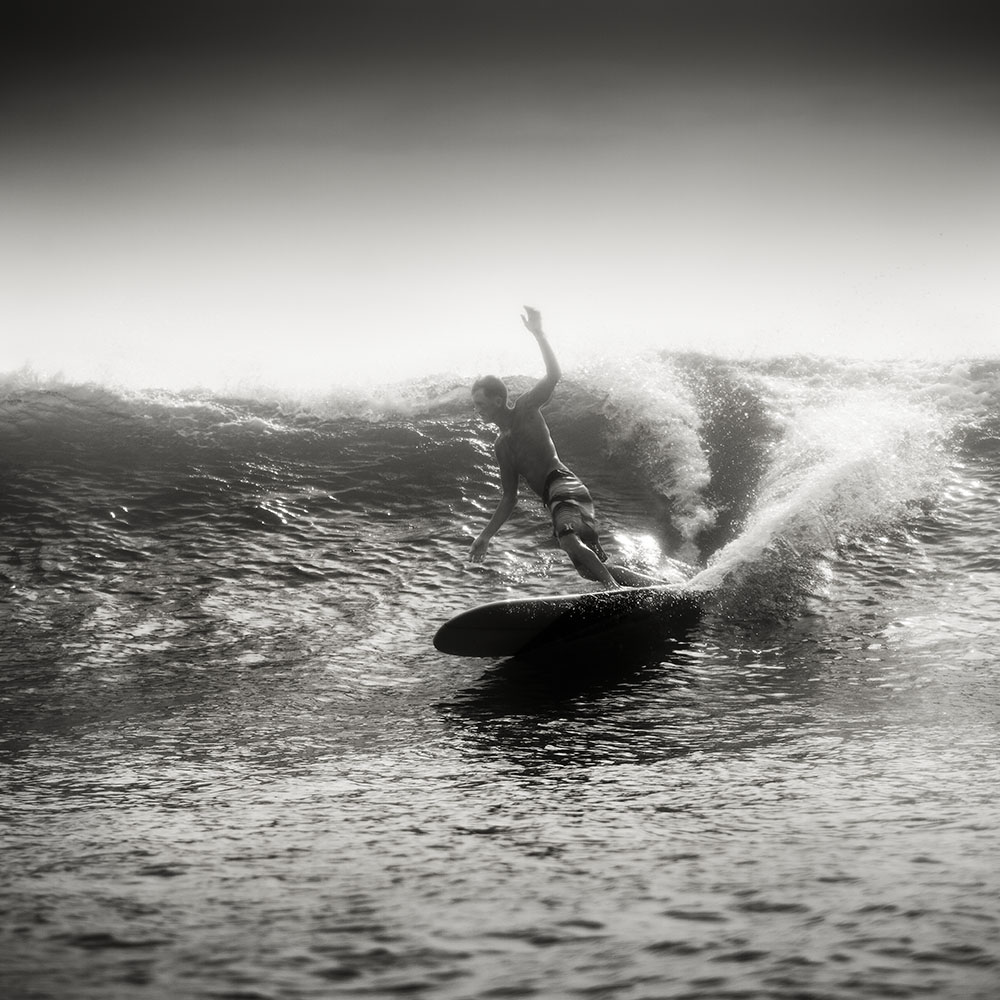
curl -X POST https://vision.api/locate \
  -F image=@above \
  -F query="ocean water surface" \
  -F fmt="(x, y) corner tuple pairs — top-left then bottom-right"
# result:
(2, 350), (999, 999)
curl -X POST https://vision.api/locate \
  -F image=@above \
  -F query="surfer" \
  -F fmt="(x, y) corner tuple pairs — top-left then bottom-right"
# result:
(469, 307), (658, 589)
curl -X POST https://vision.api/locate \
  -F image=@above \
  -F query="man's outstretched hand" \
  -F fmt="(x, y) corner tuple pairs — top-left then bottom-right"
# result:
(521, 306), (543, 337)
(468, 535), (490, 562)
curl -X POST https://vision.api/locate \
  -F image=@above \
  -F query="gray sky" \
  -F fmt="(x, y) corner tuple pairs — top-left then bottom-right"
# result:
(3, 1), (997, 387)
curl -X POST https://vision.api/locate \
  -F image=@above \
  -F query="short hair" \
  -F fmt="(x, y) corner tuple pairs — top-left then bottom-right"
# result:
(472, 375), (507, 402)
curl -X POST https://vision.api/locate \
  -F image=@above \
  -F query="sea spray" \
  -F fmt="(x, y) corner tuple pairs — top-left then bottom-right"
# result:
(573, 354), (715, 562)
(689, 377), (950, 613)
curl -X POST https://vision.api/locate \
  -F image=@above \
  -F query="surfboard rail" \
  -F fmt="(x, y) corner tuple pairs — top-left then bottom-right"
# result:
(433, 584), (706, 658)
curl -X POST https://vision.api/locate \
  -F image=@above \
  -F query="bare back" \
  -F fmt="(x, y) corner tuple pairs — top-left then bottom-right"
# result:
(496, 395), (567, 498)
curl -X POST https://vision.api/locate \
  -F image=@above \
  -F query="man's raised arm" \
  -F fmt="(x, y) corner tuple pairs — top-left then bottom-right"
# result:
(521, 306), (561, 405)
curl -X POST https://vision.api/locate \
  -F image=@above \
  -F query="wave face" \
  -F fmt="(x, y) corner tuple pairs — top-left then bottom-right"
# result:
(3, 351), (1000, 1000)
(1, 354), (997, 604)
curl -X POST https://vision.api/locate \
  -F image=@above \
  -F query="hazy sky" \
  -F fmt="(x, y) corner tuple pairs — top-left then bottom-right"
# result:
(2, 1), (998, 387)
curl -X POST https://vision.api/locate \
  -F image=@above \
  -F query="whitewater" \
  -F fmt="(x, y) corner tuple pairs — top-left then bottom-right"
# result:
(2, 347), (999, 999)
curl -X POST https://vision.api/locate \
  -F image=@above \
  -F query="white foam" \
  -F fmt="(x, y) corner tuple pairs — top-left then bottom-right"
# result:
(689, 370), (952, 589)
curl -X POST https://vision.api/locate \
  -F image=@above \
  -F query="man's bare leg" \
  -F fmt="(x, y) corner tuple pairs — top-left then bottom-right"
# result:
(607, 564), (663, 588)
(559, 533), (619, 588)
(559, 534), (664, 589)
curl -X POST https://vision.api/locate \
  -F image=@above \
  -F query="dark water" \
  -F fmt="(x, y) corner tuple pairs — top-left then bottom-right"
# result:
(2, 353), (998, 999)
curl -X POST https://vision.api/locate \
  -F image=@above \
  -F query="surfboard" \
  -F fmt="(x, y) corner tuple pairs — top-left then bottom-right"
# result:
(433, 584), (705, 659)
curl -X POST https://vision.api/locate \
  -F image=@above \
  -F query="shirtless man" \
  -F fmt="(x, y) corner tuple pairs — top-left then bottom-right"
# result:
(469, 307), (658, 589)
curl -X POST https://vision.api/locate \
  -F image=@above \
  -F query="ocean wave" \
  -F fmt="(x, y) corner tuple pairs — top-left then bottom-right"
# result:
(2, 353), (996, 613)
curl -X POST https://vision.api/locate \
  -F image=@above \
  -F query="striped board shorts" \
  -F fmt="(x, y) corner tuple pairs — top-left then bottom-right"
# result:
(541, 468), (609, 562)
